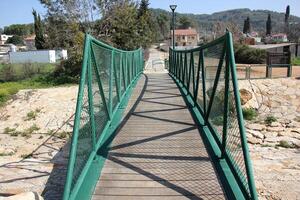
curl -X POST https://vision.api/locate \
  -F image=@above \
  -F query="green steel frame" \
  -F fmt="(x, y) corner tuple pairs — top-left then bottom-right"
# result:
(63, 34), (143, 200)
(169, 32), (258, 200)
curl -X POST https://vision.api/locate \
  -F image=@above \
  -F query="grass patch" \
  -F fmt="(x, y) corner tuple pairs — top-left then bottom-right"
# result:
(20, 124), (40, 138)
(0, 75), (75, 107)
(276, 140), (295, 148)
(57, 131), (70, 139)
(3, 127), (20, 137)
(292, 57), (300, 66)
(242, 108), (258, 121)
(21, 153), (33, 159)
(0, 63), (57, 82)
(0, 152), (15, 156)
(264, 115), (277, 126)
(24, 108), (41, 121)
(211, 116), (223, 126)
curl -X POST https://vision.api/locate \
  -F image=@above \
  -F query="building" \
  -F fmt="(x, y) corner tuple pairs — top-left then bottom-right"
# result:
(172, 28), (198, 47)
(271, 34), (288, 43)
(24, 35), (36, 50)
(9, 50), (56, 63)
(0, 34), (13, 45)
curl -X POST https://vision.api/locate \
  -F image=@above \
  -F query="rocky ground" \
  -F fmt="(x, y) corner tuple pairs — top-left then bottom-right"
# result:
(0, 74), (299, 200)
(0, 86), (78, 199)
(239, 77), (300, 200)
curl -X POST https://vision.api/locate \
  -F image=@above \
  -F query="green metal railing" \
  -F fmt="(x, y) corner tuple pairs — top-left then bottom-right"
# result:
(63, 34), (143, 200)
(169, 32), (258, 200)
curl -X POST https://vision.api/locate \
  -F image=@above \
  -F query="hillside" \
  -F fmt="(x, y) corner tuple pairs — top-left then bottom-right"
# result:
(151, 8), (300, 34)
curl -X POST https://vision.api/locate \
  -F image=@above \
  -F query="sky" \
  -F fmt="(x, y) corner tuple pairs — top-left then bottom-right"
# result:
(0, 0), (299, 28)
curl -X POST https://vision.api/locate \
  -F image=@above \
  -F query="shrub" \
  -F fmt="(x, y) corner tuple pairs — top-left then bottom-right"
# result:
(292, 57), (300, 66)
(234, 44), (266, 64)
(212, 116), (223, 126)
(24, 109), (41, 121)
(276, 140), (295, 148)
(264, 115), (277, 125)
(242, 107), (258, 121)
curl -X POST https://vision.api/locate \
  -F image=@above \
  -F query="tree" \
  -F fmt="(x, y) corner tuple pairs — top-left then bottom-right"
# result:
(5, 35), (24, 45)
(285, 5), (290, 23)
(266, 14), (272, 35)
(243, 17), (251, 34)
(285, 5), (290, 35)
(178, 16), (194, 29)
(3, 24), (34, 36)
(32, 9), (47, 49)
(156, 13), (170, 40)
(137, 0), (157, 48)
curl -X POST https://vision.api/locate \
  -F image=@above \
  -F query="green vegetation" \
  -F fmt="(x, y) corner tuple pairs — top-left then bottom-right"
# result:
(57, 131), (70, 139)
(24, 108), (41, 121)
(276, 140), (296, 148)
(21, 153), (33, 159)
(292, 57), (300, 66)
(212, 116), (224, 126)
(0, 63), (56, 82)
(243, 17), (251, 34)
(5, 35), (24, 45)
(242, 108), (258, 121)
(3, 23), (34, 36)
(3, 127), (17, 135)
(234, 44), (266, 64)
(32, 9), (47, 49)
(264, 115), (277, 125)
(0, 152), (15, 156)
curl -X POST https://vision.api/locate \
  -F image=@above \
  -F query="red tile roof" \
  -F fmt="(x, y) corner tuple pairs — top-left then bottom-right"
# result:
(173, 29), (197, 36)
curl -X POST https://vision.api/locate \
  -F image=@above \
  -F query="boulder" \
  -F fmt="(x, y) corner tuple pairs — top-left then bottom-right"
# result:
(247, 136), (262, 144)
(240, 89), (253, 105)
(246, 123), (266, 131)
(247, 129), (264, 139)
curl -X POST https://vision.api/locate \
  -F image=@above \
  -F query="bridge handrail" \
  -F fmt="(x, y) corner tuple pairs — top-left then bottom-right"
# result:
(63, 34), (143, 200)
(169, 32), (258, 200)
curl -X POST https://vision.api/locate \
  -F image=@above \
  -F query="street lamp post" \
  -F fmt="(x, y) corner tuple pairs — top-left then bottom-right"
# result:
(170, 5), (177, 50)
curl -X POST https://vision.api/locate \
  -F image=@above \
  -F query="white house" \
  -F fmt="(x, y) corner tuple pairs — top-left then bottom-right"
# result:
(0, 34), (13, 45)
(9, 50), (56, 63)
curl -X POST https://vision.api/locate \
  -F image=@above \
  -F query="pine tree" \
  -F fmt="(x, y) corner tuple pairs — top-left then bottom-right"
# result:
(266, 14), (272, 36)
(138, 0), (150, 18)
(32, 9), (46, 49)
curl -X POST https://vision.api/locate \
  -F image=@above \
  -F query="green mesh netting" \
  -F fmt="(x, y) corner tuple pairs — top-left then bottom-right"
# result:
(169, 32), (256, 199)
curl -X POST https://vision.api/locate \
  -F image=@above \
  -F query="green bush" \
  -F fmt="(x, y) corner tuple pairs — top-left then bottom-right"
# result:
(234, 44), (266, 64)
(0, 63), (56, 82)
(242, 107), (258, 121)
(276, 140), (295, 148)
(264, 115), (277, 125)
(292, 57), (300, 66)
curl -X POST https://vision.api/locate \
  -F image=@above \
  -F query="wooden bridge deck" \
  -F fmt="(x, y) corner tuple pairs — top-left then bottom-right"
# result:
(92, 73), (226, 200)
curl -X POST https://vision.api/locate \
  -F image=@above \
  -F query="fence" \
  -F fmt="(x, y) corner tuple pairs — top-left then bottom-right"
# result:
(63, 34), (143, 200)
(169, 32), (258, 200)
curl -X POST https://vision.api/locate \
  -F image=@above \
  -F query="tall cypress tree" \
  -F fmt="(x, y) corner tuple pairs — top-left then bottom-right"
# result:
(32, 9), (46, 49)
(285, 5), (290, 35)
(243, 17), (251, 34)
(285, 5), (290, 23)
(266, 14), (272, 36)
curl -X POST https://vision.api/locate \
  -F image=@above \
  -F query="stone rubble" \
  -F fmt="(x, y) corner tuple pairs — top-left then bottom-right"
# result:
(239, 77), (300, 200)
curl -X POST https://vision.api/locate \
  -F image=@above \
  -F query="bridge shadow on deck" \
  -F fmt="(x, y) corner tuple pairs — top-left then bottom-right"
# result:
(93, 73), (225, 200)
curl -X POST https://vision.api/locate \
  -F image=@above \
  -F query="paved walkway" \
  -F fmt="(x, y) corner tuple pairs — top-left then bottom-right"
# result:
(92, 73), (225, 200)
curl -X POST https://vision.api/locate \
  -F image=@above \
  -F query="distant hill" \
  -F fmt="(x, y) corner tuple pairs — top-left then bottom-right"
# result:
(151, 8), (300, 34)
